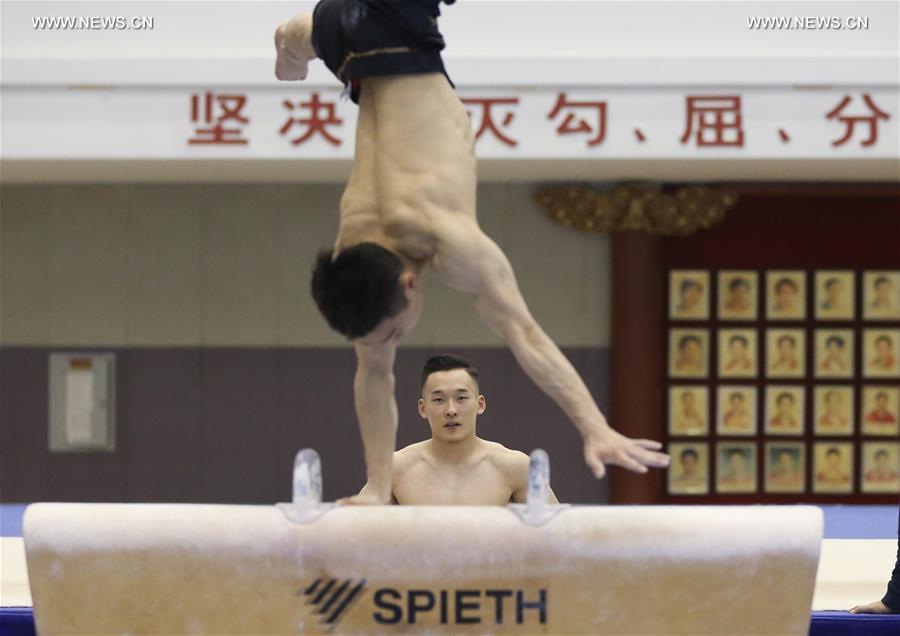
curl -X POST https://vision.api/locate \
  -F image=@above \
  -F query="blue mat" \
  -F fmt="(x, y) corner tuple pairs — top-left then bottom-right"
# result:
(2, 608), (898, 635)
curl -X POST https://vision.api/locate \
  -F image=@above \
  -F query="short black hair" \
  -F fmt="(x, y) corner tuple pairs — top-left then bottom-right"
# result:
(310, 243), (409, 339)
(680, 279), (702, 294)
(875, 449), (889, 460)
(825, 277), (841, 290)
(729, 277), (750, 291)
(421, 354), (479, 392)
(729, 392), (745, 403)
(680, 448), (699, 461)
(679, 335), (701, 349)
(826, 447), (841, 458)
(776, 392), (794, 404)
(876, 335), (893, 346)
(825, 336), (845, 348)
(875, 276), (891, 287)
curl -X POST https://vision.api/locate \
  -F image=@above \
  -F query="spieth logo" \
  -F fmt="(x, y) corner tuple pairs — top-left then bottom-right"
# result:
(301, 578), (368, 628)
(302, 579), (547, 630)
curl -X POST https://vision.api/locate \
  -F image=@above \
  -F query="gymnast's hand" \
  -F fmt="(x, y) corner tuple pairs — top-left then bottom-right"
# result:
(849, 600), (898, 614)
(582, 427), (670, 478)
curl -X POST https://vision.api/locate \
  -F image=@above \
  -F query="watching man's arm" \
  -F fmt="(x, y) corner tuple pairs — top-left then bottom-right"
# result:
(338, 341), (398, 505)
(438, 223), (669, 478)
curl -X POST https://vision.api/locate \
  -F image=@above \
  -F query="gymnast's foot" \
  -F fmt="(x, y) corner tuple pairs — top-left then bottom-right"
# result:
(849, 600), (898, 614)
(274, 13), (317, 81)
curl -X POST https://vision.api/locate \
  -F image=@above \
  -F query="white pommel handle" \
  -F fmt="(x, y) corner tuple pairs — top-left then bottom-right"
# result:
(292, 448), (323, 506)
(279, 447), (334, 524)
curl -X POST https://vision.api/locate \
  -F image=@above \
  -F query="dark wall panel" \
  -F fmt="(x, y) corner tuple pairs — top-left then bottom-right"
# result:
(0, 346), (610, 505)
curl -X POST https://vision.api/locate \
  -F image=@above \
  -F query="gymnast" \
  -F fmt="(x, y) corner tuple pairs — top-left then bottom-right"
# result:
(274, 0), (669, 504)
(357, 354), (560, 505)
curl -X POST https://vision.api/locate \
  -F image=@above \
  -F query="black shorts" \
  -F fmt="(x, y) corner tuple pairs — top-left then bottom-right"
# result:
(311, 0), (455, 103)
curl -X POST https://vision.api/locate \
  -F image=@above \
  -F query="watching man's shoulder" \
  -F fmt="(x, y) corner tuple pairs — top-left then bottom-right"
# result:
(482, 441), (530, 491)
(392, 441), (429, 474)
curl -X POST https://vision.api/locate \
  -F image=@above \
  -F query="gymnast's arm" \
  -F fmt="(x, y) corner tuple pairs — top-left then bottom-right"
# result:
(436, 221), (669, 478)
(339, 341), (398, 505)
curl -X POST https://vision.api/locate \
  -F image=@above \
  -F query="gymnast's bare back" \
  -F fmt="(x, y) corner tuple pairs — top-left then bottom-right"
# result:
(275, 10), (669, 504)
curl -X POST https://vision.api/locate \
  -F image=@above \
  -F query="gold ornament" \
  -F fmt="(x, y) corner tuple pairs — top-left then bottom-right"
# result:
(535, 184), (737, 236)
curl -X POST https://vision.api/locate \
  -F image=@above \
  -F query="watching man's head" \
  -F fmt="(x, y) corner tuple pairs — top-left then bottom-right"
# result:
(311, 243), (424, 342)
(418, 354), (486, 442)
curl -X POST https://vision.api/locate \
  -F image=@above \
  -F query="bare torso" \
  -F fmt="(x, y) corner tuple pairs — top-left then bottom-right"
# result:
(336, 74), (488, 294)
(391, 439), (529, 505)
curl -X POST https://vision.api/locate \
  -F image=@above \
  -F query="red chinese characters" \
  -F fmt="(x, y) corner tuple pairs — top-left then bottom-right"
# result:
(826, 94), (891, 147)
(188, 92), (250, 145)
(280, 93), (344, 146)
(680, 95), (744, 147)
(547, 93), (607, 146)
(462, 97), (519, 147)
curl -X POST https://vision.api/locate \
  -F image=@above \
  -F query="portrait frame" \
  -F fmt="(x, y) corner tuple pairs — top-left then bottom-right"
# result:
(669, 270), (710, 320)
(814, 328), (855, 379)
(716, 385), (757, 437)
(764, 442), (806, 494)
(766, 270), (806, 321)
(765, 328), (806, 379)
(813, 385), (854, 437)
(815, 270), (855, 321)
(718, 270), (758, 321)
(669, 329), (709, 379)
(668, 442), (710, 495)
(863, 329), (900, 379)
(861, 442), (900, 494)
(813, 442), (854, 494)
(718, 328), (758, 378)
(860, 385), (900, 437)
(668, 386), (709, 436)
(764, 385), (805, 436)
(863, 271), (900, 320)
(716, 442), (757, 494)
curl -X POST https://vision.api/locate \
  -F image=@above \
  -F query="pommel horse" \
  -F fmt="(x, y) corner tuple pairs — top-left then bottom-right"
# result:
(23, 449), (822, 634)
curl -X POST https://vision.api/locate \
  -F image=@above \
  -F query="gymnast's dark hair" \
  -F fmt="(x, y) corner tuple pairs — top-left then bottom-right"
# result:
(311, 243), (409, 339)
(421, 354), (479, 391)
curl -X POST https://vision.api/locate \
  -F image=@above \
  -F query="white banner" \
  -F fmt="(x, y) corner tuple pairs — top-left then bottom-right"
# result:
(3, 86), (897, 160)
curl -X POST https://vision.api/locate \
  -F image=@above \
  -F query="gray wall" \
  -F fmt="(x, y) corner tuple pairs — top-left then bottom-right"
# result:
(0, 183), (612, 503)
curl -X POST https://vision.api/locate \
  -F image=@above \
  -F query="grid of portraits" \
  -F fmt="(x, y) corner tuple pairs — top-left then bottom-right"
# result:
(666, 269), (900, 498)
